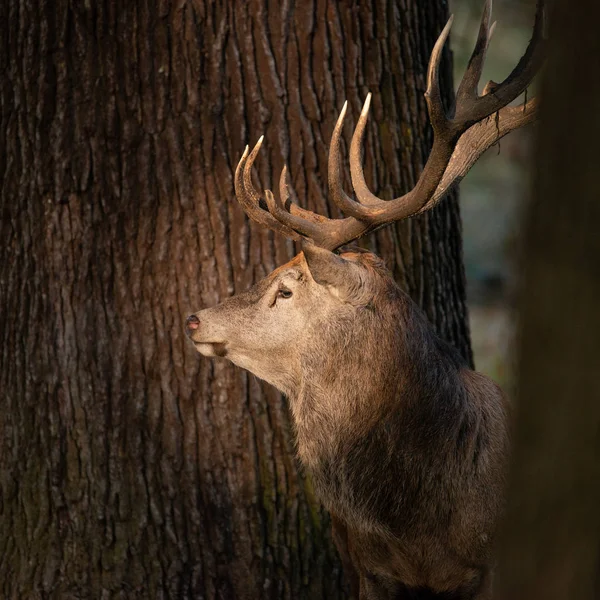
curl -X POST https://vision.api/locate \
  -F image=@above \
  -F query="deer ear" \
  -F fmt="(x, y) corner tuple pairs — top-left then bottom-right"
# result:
(302, 242), (365, 302)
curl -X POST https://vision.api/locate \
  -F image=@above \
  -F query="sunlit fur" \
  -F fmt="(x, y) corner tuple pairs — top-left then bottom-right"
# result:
(188, 248), (508, 600)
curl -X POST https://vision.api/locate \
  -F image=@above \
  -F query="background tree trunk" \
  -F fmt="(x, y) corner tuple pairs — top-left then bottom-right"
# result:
(0, 1), (468, 598)
(495, 0), (600, 598)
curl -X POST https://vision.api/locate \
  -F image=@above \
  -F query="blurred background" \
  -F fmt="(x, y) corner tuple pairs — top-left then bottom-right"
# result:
(450, 0), (536, 389)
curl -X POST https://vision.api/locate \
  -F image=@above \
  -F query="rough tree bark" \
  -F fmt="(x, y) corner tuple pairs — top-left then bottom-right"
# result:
(0, 1), (468, 598)
(495, 1), (600, 598)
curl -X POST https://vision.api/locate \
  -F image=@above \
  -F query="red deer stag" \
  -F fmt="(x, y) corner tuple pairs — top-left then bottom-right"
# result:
(186, 1), (544, 598)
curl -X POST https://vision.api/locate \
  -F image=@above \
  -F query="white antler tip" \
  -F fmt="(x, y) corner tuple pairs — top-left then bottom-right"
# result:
(361, 93), (372, 117)
(440, 14), (454, 38)
(334, 101), (348, 131)
(249, 135), (264, 154)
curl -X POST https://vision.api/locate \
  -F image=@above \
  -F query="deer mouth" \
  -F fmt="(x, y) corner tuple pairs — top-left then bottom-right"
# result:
(186, 322), (228, 357)
(192, 340), (228, 358)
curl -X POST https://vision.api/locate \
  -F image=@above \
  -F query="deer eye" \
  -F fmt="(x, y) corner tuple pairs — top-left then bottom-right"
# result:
(277, 288), (293, 299)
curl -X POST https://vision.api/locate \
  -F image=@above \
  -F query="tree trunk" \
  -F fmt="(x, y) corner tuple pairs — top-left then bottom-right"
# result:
(0, 1), (468, 598)
(495, 0), (600, 598)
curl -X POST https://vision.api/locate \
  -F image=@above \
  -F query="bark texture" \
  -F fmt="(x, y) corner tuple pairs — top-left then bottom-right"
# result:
(0, 1), (469, 598)
(495, 1), (600, 598)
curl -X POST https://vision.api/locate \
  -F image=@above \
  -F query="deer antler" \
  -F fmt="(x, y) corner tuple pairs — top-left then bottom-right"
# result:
(235, 0), (545, 252)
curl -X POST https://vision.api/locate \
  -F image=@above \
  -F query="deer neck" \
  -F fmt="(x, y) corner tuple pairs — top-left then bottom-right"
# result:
(288, 348), (403, 470)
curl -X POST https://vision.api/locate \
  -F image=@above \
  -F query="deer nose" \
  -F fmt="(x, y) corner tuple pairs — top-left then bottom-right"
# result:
(185, 314), (200, 335)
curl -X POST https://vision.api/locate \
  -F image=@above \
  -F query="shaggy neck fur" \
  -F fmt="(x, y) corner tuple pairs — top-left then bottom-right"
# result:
(286, 270), (482, 534)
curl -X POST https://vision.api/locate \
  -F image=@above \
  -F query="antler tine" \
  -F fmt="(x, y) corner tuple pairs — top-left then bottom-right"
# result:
(263, 189), (324, 240)
(425, 15), (454, 132)
(243, 136), (266, 208)
(348, 93), (393, 212)
(279, 166), (331, 224)
(268, 168), (327, 238)
(235, 139), (300, 240)
(455, 0), (492, 105)
(455, 0), (546, 124)
(279, 165), (290, 208)
(329, 99), (377, 219)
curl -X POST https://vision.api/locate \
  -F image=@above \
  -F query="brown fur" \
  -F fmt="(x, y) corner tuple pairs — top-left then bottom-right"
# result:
(187, 249), (509, 599)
